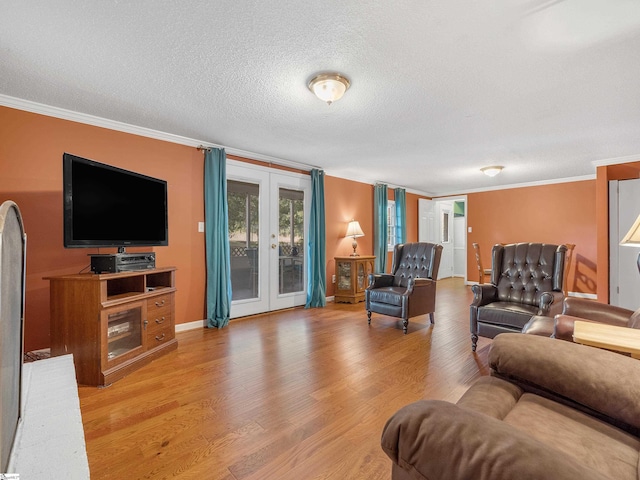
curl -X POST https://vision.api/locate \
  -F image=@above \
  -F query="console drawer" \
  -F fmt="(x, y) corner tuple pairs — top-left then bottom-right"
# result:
(146, 323), (173, 347)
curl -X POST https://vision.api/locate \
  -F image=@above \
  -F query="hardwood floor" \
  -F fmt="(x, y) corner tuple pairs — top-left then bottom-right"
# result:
(78, 277), (492, 479)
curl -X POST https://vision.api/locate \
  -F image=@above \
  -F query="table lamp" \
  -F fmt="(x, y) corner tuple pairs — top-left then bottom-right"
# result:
(620, 213), (640, 273)
(345, 220), (365, 256)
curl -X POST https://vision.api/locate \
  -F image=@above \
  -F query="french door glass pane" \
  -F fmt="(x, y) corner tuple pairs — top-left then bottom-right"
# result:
(228, 180), (260, 301)
(278, 188), (304, 294)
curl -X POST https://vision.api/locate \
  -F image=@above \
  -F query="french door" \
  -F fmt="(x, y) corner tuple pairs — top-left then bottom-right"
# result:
(227, 161), (311, 318)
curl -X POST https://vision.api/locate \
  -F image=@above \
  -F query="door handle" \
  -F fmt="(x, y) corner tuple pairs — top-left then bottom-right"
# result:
(271, 244), (277, 249)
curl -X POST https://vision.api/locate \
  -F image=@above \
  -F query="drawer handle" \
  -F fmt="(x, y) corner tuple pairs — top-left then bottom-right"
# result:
(155, 299), (166, 307)
(155, 333), (165, 341)
(155, 316), (166, 324)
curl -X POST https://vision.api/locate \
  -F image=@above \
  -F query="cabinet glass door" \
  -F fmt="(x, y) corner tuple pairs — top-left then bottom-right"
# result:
(357, 262), (366, 290)
(105, 303), (143, 363)
(337, 261), (351, 291)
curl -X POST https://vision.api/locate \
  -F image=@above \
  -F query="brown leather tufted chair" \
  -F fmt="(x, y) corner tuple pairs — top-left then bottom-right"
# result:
(366, 242), (443, 334)
(470, 243), (566, 351)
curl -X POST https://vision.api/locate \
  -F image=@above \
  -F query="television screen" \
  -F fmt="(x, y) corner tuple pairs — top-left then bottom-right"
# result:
(63, 153), (168, 248)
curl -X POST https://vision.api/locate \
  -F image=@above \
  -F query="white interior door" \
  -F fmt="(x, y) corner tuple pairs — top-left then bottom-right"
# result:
(609, 178), (640, 309)
(418, 199), (437, 243)
(227, 162), (310, 318)
(420, 197), (468, 281)
(437, 201), (454, 279)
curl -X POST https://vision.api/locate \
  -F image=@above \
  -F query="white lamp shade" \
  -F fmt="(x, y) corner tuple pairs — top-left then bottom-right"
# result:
(621, 214), (640, 246)
(346, 220), (364, 238)
(481, 166), (503, 177)
(308, 74), (350, 105)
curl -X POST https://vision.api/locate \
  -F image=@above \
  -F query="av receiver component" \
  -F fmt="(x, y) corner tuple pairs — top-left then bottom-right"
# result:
(90, 252), (156, 274)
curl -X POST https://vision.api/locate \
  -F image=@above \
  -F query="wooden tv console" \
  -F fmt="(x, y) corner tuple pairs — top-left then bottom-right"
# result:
(46, 267), (178, 386)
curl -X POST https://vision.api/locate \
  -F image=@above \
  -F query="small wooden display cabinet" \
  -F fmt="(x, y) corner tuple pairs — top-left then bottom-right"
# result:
(334, 256), (375, 303)
(46, 267), (178, 386)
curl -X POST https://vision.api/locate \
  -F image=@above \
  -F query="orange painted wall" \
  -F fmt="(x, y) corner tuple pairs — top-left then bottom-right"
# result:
(324, 176), (373, 297)
(0, 106), (206, 351)
(7, 103), (604, 351)
(323, 178), (428, 296)
(465, 180), (597, 295)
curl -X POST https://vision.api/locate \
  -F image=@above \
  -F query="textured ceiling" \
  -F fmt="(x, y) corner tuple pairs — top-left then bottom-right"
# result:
(2, 0), (640, 195)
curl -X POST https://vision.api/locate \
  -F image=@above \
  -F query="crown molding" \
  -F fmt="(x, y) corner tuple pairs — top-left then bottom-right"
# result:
(321, 169), (436, 197)
(591, 154), (640, 167)
(0, 94), (319, 172)
(435, 174), (596, 197)
(0, 94), (617, 196)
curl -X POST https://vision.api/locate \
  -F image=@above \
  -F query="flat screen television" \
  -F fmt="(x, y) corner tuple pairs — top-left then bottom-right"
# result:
(63, 153), (168, 249)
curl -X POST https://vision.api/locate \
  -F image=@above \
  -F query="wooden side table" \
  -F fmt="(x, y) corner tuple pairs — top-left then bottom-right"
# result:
(573, 320), (640, 359)
(334, 255), (375, 304)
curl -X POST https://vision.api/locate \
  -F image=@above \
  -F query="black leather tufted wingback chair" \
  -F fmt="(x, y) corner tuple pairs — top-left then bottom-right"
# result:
(470, 242), (566, 351)
(366, 242), (443, 334)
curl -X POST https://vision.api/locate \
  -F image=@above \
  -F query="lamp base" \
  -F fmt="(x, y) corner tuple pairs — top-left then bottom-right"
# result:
(351, 239), (360, 256)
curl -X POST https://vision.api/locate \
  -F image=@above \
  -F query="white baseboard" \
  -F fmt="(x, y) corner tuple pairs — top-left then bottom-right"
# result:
(175, 299), (338, 333)
(567, 292), (597, 299)
(175, 319), (207, 332)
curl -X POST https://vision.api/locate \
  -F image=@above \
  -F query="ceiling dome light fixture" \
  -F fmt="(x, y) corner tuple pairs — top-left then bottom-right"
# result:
(308, 73), (350, 105)
(481, 165), (504, 177)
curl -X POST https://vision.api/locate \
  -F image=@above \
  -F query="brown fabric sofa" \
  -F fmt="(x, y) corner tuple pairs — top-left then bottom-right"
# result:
(381, 333), (640, 480)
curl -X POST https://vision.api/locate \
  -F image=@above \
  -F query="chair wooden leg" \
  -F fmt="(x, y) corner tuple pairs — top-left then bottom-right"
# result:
(367, 311), (372, 325)
(429, 312), (434, 324)
(402, 319), (408, 334)
(471, 334), (478, 352)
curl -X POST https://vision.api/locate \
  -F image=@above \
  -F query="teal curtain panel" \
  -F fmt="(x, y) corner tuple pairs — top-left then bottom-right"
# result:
(204, 148), (232, 328)
(394, 187), (406, 245)
(306, 169), (326, 308)
(374, 183), (388, 273)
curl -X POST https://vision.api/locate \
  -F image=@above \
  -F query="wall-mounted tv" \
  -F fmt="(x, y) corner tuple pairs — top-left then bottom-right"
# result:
(63, 153), (168, 249)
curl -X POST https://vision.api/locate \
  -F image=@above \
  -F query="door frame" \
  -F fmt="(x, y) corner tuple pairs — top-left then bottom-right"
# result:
(609, 179), (640, 309)
(226, 160), (310, 318)
(419, 196), (467, 281)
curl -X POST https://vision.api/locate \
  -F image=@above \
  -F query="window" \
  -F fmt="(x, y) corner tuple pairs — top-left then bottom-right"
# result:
(387, 200), (396, 251)
(442, 211), (449, 243)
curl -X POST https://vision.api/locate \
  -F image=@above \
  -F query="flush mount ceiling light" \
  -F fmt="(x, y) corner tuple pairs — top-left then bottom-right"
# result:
(308, 73), (350, 105)
(480, 165), (504, 177)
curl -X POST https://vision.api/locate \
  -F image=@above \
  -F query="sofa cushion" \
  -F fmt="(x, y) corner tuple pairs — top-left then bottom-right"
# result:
(477, 302), (539, 329)
(367, 286), (404, 307)
(381, 399), (611, 480)
(490, 334), (640, 433)
(504, 393), (640, 480)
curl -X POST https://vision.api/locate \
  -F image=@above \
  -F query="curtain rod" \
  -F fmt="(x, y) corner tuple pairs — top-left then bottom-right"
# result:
(196, 145), (212, 152)
(375, 181), (407, 190)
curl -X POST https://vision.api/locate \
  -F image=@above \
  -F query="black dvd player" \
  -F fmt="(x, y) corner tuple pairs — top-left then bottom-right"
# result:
(90, 252), (156, 274)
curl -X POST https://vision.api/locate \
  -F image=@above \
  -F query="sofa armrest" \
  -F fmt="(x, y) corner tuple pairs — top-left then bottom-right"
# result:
(406, 277), (434, 295)
(367, 273), (394, 290)
(489, 333), (640, 433)
(470, 283), (498, 307)
(562, 297), (633, 325)
(539, 291), (564, 316)
(554, 314), (591, 341)
(381, 400), (608, 480)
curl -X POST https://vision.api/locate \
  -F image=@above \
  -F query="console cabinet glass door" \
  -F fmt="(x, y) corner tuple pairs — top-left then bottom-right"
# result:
(103, 301), (144, 367)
